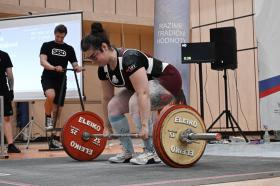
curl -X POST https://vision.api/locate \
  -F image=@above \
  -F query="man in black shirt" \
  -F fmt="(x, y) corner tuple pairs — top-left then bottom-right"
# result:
(0, 50), (21, 153)
(40, 24), (83, 149)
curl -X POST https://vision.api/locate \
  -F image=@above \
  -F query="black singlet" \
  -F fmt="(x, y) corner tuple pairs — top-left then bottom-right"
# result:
(98, 48), (168, 91)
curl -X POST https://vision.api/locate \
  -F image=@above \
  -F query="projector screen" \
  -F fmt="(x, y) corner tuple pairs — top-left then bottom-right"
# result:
(0, 12), (83, 101)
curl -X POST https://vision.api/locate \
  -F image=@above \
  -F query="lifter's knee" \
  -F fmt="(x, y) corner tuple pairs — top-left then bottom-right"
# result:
(45, 89), (55, 101)
(128, 94), (138, 117)
(107, 98), (123, 117)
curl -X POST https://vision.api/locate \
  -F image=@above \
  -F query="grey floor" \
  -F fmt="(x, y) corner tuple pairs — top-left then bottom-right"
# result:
(0, 153), (280, 186)
(0, 141), (280, 186)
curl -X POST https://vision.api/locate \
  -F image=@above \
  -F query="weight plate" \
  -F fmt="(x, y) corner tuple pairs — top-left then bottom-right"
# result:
(153, 105), (206, 168)
(61, 111), (107, 161)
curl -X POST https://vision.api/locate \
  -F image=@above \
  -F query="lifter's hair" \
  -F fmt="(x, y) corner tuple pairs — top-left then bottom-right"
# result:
(81, 22), (111, 52)
(54, 24), (67, 35)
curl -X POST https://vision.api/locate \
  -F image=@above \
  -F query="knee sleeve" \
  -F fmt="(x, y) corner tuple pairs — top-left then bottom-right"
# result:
(108, 114), (134, 154)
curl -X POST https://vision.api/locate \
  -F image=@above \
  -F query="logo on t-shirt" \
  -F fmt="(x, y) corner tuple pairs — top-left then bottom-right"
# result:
(111, 75), (119, 84)
(126, 64), (136, 73)
(52, 48), (66, 57)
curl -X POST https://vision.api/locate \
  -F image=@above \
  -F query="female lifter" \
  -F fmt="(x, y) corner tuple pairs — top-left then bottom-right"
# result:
(81, 22), (186, 165)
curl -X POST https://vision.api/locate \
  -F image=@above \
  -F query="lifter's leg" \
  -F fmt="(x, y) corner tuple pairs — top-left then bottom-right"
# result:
(107, 89), (134, 163)
(128, 80), (174, 165)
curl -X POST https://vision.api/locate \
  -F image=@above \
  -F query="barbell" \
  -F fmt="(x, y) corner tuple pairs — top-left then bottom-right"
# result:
(81, 130), (220, 142)
(61, 105), (222, 168)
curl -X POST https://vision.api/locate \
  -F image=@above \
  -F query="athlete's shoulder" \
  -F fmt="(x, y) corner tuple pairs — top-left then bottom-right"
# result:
(63, 42), (72, 47)
(121, 49), (148, 74)
(97, 66), (108, 80)
(62, 43), (75, 51)
(122, 49), (146, 58)
(45, 41), (55, 45)
(41, 41), (54, 47)
(122, 49), (147, 65)
(98, 65), (105, 71)
(0, 50), (8, 56)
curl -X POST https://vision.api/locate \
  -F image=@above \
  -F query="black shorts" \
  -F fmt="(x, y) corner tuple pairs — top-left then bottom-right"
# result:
(41, 76), (67, 106)
(0, 91), (13, 117)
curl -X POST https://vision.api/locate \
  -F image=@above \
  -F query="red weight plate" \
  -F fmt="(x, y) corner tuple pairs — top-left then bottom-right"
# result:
(153, 104), (207, 168)
(61, 111), (107, 161)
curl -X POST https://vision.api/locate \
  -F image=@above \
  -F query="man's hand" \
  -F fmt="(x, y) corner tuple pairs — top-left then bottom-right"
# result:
(7, 90), (14, 102)
(74, 65), (84, 73)
(54, 66), (64, 72)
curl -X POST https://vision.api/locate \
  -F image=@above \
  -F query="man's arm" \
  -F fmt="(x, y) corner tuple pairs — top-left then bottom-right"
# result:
(40, 54), (62, 71)
(6, 67), (14, 90)
(71, 62), (83, 72)
(69, 46), (83, 72)
(6, 67), (14, 101)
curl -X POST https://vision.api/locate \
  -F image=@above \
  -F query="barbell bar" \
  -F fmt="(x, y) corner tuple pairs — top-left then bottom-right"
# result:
(82, 130), (221, 142)
(179, 128), (222, 144)
(82, 132), (146, 141)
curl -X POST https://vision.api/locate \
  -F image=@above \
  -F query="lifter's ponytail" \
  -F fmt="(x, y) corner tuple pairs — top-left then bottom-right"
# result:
(91, 22), (105, 35)
(81, 22), (111, 52)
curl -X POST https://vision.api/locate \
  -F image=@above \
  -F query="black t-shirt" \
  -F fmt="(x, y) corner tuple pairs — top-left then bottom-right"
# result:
(98, 48), (168, 91)
(0, 50), (13, 92)
(40, 41), (77, 78)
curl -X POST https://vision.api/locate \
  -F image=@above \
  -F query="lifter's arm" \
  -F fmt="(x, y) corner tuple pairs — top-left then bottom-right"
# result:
(101, 80), (114, 133)
(129, 67), (151, 139)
